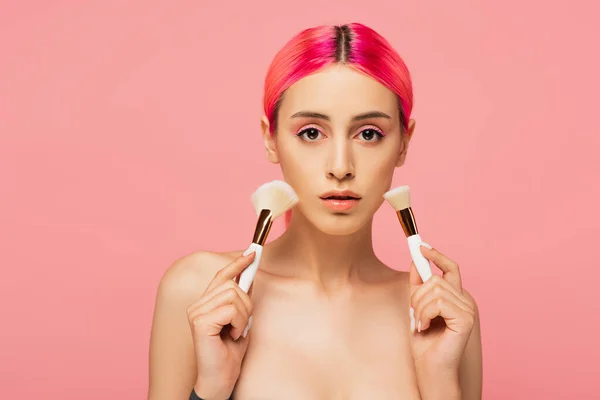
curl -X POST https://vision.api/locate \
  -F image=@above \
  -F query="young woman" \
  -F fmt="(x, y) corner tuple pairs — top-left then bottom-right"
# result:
(148, 22), (483, 400)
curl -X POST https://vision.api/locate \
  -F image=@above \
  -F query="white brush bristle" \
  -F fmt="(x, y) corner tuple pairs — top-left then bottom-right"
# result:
(383, 185), (411, 210)
(251, 180), (299, 218)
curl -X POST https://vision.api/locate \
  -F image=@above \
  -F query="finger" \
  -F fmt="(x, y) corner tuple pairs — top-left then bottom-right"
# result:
(192, 304), (248, 339)
(416, 295), (474, 334)
(419, 246), (462, 291)
(412, 281), (472, 327)
(192, 286), (250, 326)
(206, 252), (256, 292)
(410, 275), (469, 313)
(226, 303), (251, 340)
(194, 284), (251, 341)
(197, 280), (253, 317)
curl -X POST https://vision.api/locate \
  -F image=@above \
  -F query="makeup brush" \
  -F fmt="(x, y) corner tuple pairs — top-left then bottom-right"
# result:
(236, 180), (299, 294)
(383, 185), (433, 282)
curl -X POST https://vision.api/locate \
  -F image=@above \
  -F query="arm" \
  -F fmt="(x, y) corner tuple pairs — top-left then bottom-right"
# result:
(409, 245), (483, 400)
(147, 252), (217, 400)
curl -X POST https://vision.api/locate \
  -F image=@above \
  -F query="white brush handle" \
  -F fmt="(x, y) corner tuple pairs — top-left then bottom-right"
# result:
(237, 243), (263, 293)
(407, 234), (433, 282)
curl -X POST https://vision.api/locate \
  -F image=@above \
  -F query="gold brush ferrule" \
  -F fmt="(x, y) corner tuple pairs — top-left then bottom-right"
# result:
(252, 209), (274, 245)
(396, 207), (418, 237)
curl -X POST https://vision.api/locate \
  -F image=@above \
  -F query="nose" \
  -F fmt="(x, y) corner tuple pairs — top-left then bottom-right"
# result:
(326, 137), (355, 181)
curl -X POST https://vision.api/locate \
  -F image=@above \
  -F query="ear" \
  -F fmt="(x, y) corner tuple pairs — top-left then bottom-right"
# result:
(396, 118), (416, 167)
(261, 115), (279, 164)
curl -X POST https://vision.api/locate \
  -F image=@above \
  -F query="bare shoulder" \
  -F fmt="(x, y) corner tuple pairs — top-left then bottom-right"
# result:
(156, 249), (245, 306)
(148, 249), (245, 398)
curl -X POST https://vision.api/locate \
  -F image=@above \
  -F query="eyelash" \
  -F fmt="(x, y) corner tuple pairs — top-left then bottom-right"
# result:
(357, 127), (385, 142)
(295, 126), (323, 142)
(295, 126), (385, 142)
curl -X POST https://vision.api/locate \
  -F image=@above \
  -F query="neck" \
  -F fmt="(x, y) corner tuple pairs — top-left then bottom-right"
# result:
(268, 212), (379, 289)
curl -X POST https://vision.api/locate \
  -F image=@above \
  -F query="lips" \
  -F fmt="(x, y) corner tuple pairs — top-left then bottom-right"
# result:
(319, 190), (362, 200)
(323, 195), (357, 200)
(319, 190), (361, 212)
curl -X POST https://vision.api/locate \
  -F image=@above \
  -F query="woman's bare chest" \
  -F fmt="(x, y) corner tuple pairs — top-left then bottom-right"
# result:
(232, 291), (421, 399)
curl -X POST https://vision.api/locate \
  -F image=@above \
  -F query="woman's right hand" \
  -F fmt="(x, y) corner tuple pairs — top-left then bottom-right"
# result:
(186, 252), (256, 400)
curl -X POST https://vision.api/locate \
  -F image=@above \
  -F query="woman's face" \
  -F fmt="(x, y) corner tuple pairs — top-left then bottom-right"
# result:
(262, 64), (414, 236)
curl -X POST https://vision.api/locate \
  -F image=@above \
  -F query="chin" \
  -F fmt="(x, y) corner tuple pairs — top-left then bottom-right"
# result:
(307, 212), (371, 236)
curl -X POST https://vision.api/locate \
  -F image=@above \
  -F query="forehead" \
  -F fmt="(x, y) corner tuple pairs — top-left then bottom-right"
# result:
(278, 65), (399, 121)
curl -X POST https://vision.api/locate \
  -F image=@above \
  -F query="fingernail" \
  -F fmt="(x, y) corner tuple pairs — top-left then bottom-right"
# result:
(409, 307), (415, 333)
(243, 249), (255, 256)
(242, 316), (253, 338)
(420, 241), (432, 249)
(417, 320), (422, 332)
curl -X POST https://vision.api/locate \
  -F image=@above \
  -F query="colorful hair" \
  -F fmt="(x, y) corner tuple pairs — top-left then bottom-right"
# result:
(262, 23), (414, 226)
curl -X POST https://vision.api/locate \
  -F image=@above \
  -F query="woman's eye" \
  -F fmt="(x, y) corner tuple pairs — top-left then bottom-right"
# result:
(358, 128), (384, 142)
(297, 127), (323, 141)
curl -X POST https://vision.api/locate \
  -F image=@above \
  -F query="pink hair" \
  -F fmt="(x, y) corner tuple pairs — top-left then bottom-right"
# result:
(262, 23), (414, 226)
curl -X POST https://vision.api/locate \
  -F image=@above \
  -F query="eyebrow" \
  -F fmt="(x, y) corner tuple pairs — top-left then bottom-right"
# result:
(290, 111), (391, 122)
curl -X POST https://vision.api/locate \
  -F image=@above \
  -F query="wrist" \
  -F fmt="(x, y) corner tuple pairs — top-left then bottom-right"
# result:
(416, 368), (461, 400)
(192, 381), (232, 400)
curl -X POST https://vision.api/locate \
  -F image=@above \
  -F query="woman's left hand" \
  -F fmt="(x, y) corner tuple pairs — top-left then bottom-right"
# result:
(409, 244), (476, 378)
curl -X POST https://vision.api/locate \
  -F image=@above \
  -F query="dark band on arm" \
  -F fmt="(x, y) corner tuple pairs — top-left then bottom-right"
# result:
(190, 388), (232, 400)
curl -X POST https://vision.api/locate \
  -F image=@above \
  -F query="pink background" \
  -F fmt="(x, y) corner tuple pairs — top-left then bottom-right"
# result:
(1, 1), (599, 398)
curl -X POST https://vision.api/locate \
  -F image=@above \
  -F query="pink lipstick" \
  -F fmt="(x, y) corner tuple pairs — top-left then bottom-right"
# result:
(319, 190), (361, 212)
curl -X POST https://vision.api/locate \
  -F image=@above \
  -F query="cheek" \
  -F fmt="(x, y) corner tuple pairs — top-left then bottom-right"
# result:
(374, 153), (398, 175)
(367, 160), (396, 192)
(359, 144), (398, 176)
(277, 142), (322, 188)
